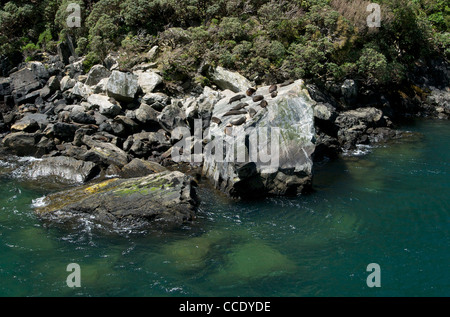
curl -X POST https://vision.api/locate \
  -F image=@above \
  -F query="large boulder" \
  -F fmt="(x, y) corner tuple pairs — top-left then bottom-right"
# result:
(157, 102), (187, 132)
(81, 134), (129, 168)
(11, 113), (49, 132)
(134, 70), (163, 94)
(335, 107), (386, 148)
(87, 94), (122, 117)
(125, 131), (171, 158)
(2, 132), (42, 156)
(25, 156), (100, 183)
(208, 66), (252, 93)
(201, 79), (316, 198)
(9, 68), (42, 105)
(106, 70), (139, 102)
(85, 65), (111, 86)
(120, 158), (167, 178)
(34, 170), (199, 228)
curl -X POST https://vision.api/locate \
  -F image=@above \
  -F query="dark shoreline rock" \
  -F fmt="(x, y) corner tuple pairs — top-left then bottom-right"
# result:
(35, 170), (199, 228)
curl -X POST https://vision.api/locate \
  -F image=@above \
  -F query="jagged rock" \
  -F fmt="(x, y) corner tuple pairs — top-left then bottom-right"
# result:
(2, 132), (42, 156)
(127, 131), (171, 158)
(135, 103), (160, 126)
(85, 65), (111, 86)
(60, 76), (76, 91)
(341, 79), (358, 106)
(184, 86), (224, 129)
(104, 52), (120, 71)
(114, 115), (139, 134)
(134, 70), (163, 94)
(45, 122), (80, 142)
(120, 158), (167, 178)
(106, 70), (139, 102)
(81, 134), (129, 168)
(202, 79), (316, 198)
(157, 103), (187, 132)
(0, 77), (11, 97)
(92, 78), (108, 94)
(209, 66), (252, 93)
(87, 94), (121, 117)
(57, 36), (77, 65)
(27, 61), (49, 80)
(34, 170), (199, 228)
(9, 68), (42, 105)
(145, 45), (159, 61)
(142, 92), (170, 106)
(70, 111), (96, 125)
(11, 113), (49, 132)
(71, 82), (92, 99)
(25, 156), (100, 183)
(335, 107), (386, 148)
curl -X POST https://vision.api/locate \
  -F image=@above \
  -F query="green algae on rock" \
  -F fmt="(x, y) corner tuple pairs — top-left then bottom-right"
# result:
(34, 171), (199, 228)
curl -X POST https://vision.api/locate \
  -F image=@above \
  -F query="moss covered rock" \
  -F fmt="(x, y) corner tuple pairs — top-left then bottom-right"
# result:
(35, 170), (199, 228)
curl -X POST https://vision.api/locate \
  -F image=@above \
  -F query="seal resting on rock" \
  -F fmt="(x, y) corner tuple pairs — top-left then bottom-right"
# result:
(269, 84), (277, 94)
(246, 87), (257, 96)
(231, 117), (246, 126)
(211, 117), (222, 125)
(229, 94), (246, 104)
(224, 110), (247, 117)
(271, 91), (278, 98)
(231, 103), (248, 111)
(259, 100), (268, 108)
(248, 108), (257, 118)
(253, 95), (264, 102)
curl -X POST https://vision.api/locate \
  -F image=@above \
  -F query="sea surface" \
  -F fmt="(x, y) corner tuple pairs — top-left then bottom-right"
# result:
(0, 118), (448, 297)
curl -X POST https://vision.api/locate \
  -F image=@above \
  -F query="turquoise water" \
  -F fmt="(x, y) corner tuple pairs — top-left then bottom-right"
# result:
(0, 119), (448, 297)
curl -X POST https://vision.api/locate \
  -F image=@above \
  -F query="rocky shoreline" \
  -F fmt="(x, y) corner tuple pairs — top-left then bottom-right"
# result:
(0, 46), (448, 229)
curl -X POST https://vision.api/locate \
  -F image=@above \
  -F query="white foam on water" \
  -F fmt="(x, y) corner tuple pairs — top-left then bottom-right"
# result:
(31, 196), (48, 208)
(343, 144), (373, 157)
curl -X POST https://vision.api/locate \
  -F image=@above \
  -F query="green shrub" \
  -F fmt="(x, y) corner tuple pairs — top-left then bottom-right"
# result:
(82, 51), (101, 73)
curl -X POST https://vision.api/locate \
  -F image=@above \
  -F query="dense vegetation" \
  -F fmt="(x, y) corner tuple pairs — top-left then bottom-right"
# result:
(0, 0), (449, 89)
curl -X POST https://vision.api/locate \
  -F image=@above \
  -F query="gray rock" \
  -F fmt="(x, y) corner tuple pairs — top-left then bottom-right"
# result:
(106, 70), (139, 102)
(0, 77), (11, 97)
(27, 61), (49, 80)
(9, 68), (42, 105)
(11, 113), (49, 132)
(341, 79), (358, 105)
(120, 158), (167, 178)
(142, 92), (170, 106)
(85, 65), (111, 86)
(157, 103), (187, 132)
(34, 170), (199, 228)
(71, 82), (92, 99)
(134, 70), (163, 94)
(135, 103), (160, 125)
(335, 107), (385, 148)
(26, 156), (99, 183)
(145, 45), (159, 61)
(81, 134), (129, 167)
(45, 122), (79, 142)
(128, 131), (171, 158)
(87, 94), (122, 117)
(209, 66), (252, 93)
(60, 76), (76, 91)
(313, 102), (338, 122)
(202, 80), (316, 198)
(2, 132), (42, 156)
